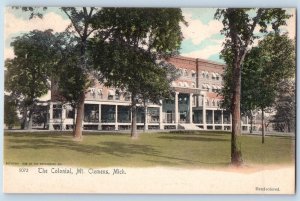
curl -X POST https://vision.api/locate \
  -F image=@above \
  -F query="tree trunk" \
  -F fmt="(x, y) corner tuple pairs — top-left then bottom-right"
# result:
(250, 115), (253, 134)
(73, 107), (76, 132)
(261, 108), (265, 144)
(73, 93), (85, 140)
(131, 95), (138, 138)
(231, 60), (243, 166)
(21, 108), (27, 129)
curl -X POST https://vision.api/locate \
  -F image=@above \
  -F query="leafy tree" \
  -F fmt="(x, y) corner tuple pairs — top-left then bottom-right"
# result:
(4, 94), (19, 129)
(91, 8), (185, 138)
(273, 79), (295, 132)
(16, 7), (105, 140)
(5, 29), (57, 129)
(215, 8), (291, 165)
(222, 33), (295, 142)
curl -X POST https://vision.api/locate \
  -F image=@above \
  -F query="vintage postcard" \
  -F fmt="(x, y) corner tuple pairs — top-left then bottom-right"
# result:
(3, 7), (296, 194)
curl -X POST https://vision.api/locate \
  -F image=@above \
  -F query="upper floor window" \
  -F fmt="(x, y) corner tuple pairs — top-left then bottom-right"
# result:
(90, 88), (96, 97)
(115, 91), (120, 100)
(212, 100), (216, 106)
(206, 99), (209, 106)
(108, 89), (115, 100)
(184, 69), (189, 76)
(97, 89), (103, 99)
(191, 70), (196, 78)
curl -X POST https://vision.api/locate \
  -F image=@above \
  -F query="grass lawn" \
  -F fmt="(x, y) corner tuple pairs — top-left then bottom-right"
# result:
(4, 131), (295, 168)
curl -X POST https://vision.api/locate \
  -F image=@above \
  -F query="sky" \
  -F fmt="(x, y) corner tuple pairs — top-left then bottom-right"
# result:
(4, 7), (296, 63)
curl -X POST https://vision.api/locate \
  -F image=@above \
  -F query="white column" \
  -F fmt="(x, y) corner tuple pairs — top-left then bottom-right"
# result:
(145, 106), (148, 130)
(202, 94), (207, 130)
(175, 92), (179, 127)
(98, 104), (102, 130)
(159, 102), (163, 129)
(115, 105), (118, 130)
(221, 110), (224, 130)
(212, 110), (215, 130)
(61, 104), (67, 130)
(246, 116), (249, 132)
(49, 102), (53, 130)
(189, 93), (193, 123)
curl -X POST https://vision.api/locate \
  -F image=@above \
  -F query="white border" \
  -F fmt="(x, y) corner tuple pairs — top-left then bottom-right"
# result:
(0, 0), (298, 201)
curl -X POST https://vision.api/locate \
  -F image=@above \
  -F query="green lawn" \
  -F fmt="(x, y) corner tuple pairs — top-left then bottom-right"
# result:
(4, 131), (295, 168)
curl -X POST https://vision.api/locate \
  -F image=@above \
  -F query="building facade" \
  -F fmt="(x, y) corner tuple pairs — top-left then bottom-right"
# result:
(43, 56), (252, 131)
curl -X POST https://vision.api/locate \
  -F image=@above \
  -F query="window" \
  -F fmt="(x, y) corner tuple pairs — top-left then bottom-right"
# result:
(206, 74), (209, 79)
(184, 69), (189, 76)
(191, 70), (196, 78)
(108, 89), (115, 100)
(90, 88), (96, 97)
(53, 104), (62, 119)
(125, 95), (130, 101)
(115, 91), (120, 100)
(206, 99), (209, 106)
(97, 89), (103, 99)
(212, 100), (216, 106)
(192, 82), (196, 88)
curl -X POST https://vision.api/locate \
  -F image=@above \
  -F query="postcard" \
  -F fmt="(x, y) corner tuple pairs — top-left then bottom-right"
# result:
(3, 6), (296, 194)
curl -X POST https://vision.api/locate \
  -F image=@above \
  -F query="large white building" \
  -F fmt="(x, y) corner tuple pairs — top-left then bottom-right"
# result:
(37, 56), (252, 131)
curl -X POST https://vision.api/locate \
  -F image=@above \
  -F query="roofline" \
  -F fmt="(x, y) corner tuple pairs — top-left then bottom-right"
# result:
(172, 55), (226, 67)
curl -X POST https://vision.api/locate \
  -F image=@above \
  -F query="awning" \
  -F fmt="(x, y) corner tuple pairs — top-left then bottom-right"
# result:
(183, 82), (189, 87)
(206, 84), (211, 89)
(212, 73), (216, 77)
(191, 70), (196, 74)
(171, 81), (177, 87)
(108, 89), (115, 96)
(212, 85), (216, 89)
(178, 82), (183, 87)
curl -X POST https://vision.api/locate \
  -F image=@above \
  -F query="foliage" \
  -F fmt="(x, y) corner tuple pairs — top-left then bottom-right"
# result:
(4, 29), (58, 129)
(91, 8), (186, 137)
(4, 95), (19, 129)
(215, 8), (291, 164)
(272, 79), (295, 132)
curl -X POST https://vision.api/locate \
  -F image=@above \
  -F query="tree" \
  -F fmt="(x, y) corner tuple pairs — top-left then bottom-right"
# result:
(16, 7), (104, 140)
(215, 8), (291, 165)
(5, 29), (57, 130)
(91, 8), (185, 138)
(273, 79), (295, 132)
(221, 34), (295, 143)
(244, 33), (295, 143)
(4, 95), (19, 129)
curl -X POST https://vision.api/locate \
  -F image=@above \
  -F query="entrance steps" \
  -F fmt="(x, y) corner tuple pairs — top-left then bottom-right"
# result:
(178, 123), (202, 130)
